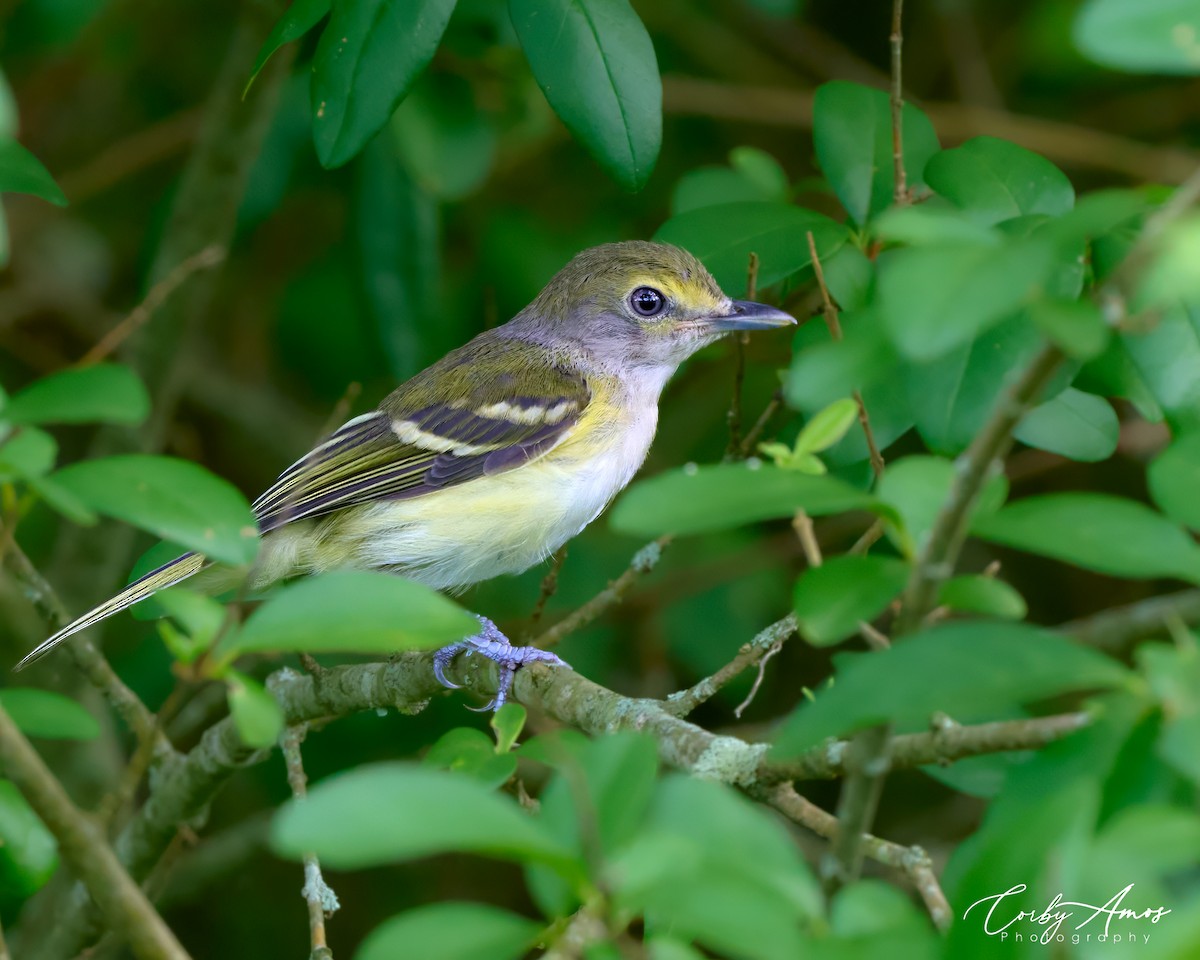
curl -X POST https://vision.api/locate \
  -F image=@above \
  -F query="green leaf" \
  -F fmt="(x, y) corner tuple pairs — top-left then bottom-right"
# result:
(878, 238), (1056, 360)
(1027, 297), (1110, 359)
(356, 903), (541, 960)
(906, 315), (1047, 455)
(271, 762), (577, 870)
(1149, 431), (1200, 531)
(1139, 214), (1200, 306)
(0, 139), (66, 205)
(51, 455), (259, 566)
(1013, 388), (1119, 462)
(510, 0), (660, 191)
(973, 493), (1200, 583)
(793, 556), (909, 646)
(670, 147), (789, 215)
(654, 202), (848, 296)
(0, 780), (57, 900)
(610, 462), (883, 538)
(28, 475), (97, 525)
(1121, 303), (1200, 431)
(811, 80), (940, 225)
(423, 728), (517, 789)
(155, 589), (229, 662)
(246, 0), (330, 96)
(937, 575), (1027, 620)
(491, 703), (526, 754)
(2, 365), (149, 426)
(773, 622), (1130, 754)
(217, 570), (475, 660)
(873, 203), (1002, 246)
(0, 427), (57, 481)
(1075, 0), (1200, 74)
(0, 689), (99, 740)
(391, 73), (497, 200)
(226, 671), (284, 749)
(310, 0), (457, 168)
(794, 398), (860, 456)
(925, 137), (1074, 226)
(877, 455), (1008, 558)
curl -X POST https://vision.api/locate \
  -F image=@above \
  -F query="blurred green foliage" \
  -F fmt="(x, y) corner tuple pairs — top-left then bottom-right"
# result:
(3, 0), (1200, 957)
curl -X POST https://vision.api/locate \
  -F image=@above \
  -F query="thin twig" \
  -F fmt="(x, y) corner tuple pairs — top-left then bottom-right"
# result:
(734, 638), (784, 718)
(529, 546), (568, 628)
(737, 389), (784, 458)
(0, 703), (192, 960)
(535, 537), (672, 649)
(281, 727), (339, 959)
(758, 783), (951, 932)
(1060, 589), (1200, 654)
(806, 231), (885, 479)
(78, 246), (226, 366)
(792, 510), (822, 568)
(726, 253), (759, 458)
(664, 614), (797, 717)
(889, 0), (908, 204)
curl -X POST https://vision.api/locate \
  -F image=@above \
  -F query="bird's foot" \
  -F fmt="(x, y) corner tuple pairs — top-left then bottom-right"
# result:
(433, 616), (569, 711)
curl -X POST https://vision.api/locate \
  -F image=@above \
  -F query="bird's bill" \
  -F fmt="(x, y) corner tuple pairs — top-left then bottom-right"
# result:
(704, 300), (797, 332)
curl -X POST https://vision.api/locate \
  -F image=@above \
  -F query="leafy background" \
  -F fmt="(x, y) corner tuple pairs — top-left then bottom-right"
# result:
(1, 0), (1200, 957)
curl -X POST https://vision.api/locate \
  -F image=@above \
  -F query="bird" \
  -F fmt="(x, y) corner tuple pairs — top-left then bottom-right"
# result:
(17, 240), (795, 707)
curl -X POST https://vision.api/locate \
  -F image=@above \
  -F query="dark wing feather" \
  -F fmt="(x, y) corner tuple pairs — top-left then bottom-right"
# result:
(252, 338), (589, 532)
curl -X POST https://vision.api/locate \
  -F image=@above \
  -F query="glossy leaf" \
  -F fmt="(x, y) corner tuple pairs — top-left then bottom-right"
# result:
(491, 703), (526, 754)
(0, 780), (57, 900)
(878, 238), (1056, 360)
(1075, 0), (1200, 74)
(670, 147), (789, 215)
(271, 762), (577, 870)
(423, 728), (517, 789)
(973, 493), (1200, 583)
(811, 80), (940, 225)
(0, 139), (66, 205)
(877, 455), (1008, 558)
(1120, 303), (1200, 431)
(247, 0), (330, 95)
(0, 427), (57, 481)
(51, 455), (259, 566)
(2, 364), (149, 426)
(938, 575), (1027, 620)
(310, 0), (457, 168)
(793, 555), (909, 646)
(794, 398), (860, 455)
(1028, 297), (1110, 359)
(510, 0), (659, 191)
(610, 462), (882, 538)
(1148, 432), (1200, 532)
(356, 903), (542, 960)
(226, 671), (284, 749)
(654, 201), (848, 296)
(925, 137), (1074, 226)
(0, 689), (99, 740)
(216, 570), (476, 660)
(1013, 388), (1119, 462)
(773, 622), (1130, 754)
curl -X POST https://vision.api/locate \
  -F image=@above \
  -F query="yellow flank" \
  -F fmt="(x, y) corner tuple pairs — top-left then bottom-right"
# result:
(252, 373), (666, 592)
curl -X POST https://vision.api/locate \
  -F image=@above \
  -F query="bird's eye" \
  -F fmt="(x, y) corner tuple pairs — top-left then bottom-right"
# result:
(630, 286), (666, 318)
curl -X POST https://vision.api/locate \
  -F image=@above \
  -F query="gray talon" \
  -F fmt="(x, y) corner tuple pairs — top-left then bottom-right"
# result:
(434, 616), (570, 711)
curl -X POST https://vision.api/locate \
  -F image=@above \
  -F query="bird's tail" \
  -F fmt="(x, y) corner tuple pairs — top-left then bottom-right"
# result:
(16, 552), (209, 671)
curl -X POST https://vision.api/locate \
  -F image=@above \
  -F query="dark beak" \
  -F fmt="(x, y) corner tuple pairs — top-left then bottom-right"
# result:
(704, 300), (797, 332)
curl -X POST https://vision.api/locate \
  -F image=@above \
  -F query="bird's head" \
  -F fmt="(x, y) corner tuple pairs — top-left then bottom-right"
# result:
(516, 241), (796, 372)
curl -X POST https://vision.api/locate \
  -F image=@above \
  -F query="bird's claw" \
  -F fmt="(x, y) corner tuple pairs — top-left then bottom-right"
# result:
(434, 616), (569, 711)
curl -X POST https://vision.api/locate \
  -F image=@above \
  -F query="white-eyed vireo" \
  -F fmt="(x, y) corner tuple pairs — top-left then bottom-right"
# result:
(19, 241), (795, 705)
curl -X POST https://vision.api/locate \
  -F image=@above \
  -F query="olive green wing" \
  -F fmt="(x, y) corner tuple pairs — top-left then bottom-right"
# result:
(252, 339), (590, 532)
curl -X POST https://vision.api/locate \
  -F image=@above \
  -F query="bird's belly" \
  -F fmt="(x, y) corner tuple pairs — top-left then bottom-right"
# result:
(270, 408), (657, 591)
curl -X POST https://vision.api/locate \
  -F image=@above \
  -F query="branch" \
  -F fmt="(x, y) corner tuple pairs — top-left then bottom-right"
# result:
(1060, 589), (1200, 654)
(534, 537), (672, 648)
(661, 76), (1200, 185)
(0, 703), (192, 960)
(889, 0), (908, 204)
(663, 614), (797, 717)
(281, 726), (339, 960)
(756, 783), (951, 932)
